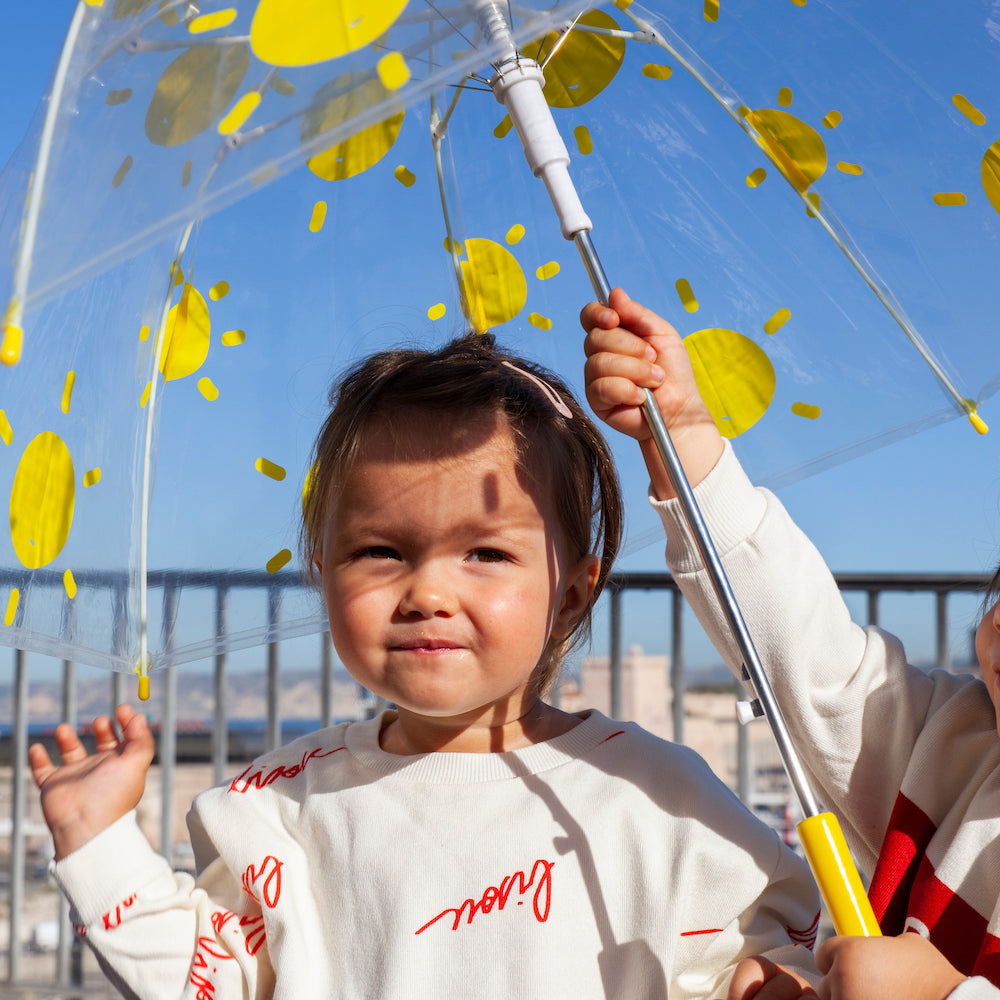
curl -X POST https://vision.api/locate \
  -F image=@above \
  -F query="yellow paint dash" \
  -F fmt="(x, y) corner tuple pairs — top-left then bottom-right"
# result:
(198, 377), (219, 401)
(221, 329), (246, 346)
(61, 371), (76, 414)
(528, 313), (552, 330)
(675, 278), (698, 313)
(394, 165), (416, 187)
(642, 64), (672, 80)
(536, 261), (560, 280)
(428, 303), (446, 321)
(953, 94), (986, 126)
(764, 308), (791, 335)
(747, 167), (767, 188)
(574, 125), (593, 155)
(63, 570), (77, 600)
(4, 589), (18, 627)
(209, 280), (230, 301)
(933, 192), (967, 206)
(309, 201), (327, 233)
(267, 549), (292, 574)
(218, 92), (261, 134)
(506, 224), (525, 245)
(189, 8), (237, 33)
(836, 162), (863, 175)
(112, 155), (133, 188)
(83, 468), (101, 487)
(377, 52), (410, 91)
(255, 457), (286, 481)
(0, 411), (11, 446)
(791, 401), (821, 419)
(822, 110), (842, 129)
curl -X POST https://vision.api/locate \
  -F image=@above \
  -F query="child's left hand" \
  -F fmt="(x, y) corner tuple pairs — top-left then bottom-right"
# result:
(815, 932), (966, 1000)
(727, 955), (817, 999)
(727, 934), (968, 1000)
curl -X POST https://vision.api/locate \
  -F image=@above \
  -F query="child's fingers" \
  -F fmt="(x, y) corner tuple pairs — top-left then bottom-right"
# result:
(51, 720), (89, 763)
(28, 742), (57, 789)
(584, 338), (663, 388)
(579, 299), (621, 335)
(607, 287), (681, 344)
(120, 711), (155, 763)
(728, 957), (818, 1000)
(92, 714), (121, 752)
(583, 322), (658, 363)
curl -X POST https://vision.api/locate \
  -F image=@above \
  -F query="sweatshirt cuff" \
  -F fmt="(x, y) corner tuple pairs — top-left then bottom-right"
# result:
(948, 978), (1000, 1000)
(53, 811), (174, 924)
(649, 440), (767, 573)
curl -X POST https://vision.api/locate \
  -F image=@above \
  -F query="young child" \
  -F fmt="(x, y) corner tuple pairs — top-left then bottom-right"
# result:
(30, 332), (820, 998)
(582, 288), (1000, 1000)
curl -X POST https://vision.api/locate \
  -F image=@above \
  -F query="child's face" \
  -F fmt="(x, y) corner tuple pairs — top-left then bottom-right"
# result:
(317, 413), (598, 744)
(975, 597), (1000, 735)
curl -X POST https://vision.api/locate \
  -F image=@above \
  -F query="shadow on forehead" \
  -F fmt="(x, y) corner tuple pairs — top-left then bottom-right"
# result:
(358, 407), (546, 516)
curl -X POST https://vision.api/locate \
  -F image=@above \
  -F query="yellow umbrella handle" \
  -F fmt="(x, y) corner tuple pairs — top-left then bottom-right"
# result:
(797, 812), (882, 937)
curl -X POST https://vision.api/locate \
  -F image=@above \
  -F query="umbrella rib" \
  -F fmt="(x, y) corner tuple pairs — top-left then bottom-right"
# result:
(618, 5), (981, 427)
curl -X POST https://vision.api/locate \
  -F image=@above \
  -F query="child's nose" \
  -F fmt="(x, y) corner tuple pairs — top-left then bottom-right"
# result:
(398, 564), (456, 618)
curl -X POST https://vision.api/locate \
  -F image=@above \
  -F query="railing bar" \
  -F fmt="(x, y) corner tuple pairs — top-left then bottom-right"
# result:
(320, 631), (332, 730)
(8, 649), (27, 983)
(670, 591), (684, 744)
(57, 656), (76, 986)
(159, 582), (178, 861)
(212, 587), (228, 787)
(267, 588), (281, 752)
(936, 591), (949, 671)
(609, 588), (622, 720)
(867, 589), (880, 628)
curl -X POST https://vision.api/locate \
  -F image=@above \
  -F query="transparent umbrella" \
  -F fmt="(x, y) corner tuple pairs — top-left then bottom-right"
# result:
(2, 0), (999, 929)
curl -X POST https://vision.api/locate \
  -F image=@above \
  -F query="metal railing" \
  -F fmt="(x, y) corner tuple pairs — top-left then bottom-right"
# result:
(0, 568), (989, 994)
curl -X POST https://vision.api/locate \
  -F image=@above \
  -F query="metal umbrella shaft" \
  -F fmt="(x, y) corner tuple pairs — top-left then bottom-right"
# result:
(471, 0), (880, 937)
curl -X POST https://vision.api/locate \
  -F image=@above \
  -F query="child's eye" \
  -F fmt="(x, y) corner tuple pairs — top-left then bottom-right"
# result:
(356, 546), (400, 560)
(470, 548), (508, 563)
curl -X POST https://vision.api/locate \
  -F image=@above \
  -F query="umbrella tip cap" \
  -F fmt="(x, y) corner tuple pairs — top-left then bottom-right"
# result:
(1, 323), (21, 366)
(968, 411), (989, 435)
(138, 675), (150, 701)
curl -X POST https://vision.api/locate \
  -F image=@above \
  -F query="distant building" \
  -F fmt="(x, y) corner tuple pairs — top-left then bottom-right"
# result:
(564, 644), (672, 739)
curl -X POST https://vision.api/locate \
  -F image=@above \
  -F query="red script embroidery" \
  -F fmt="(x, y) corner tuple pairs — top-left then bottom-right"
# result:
(242, 855), (283, 909)
(415, 859), (555, 935)
(228, 745), (343, 794)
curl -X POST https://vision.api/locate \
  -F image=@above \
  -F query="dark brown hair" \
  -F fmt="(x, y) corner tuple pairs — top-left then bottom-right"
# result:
(301, 332), (623, 693)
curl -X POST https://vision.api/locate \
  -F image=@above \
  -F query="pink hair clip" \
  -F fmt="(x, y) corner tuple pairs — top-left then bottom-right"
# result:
(501, 361), (573, 418)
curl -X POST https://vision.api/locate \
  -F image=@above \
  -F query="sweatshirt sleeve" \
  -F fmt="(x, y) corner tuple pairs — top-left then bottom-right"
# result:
(680, 837), (822, 1000)
(951, 978), (1000, 1000)
(52, 810), (272, 999)
(651, 441), (937, 873)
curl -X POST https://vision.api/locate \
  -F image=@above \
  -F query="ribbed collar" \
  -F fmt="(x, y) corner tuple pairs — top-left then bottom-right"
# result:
(344, 709), (626, 784)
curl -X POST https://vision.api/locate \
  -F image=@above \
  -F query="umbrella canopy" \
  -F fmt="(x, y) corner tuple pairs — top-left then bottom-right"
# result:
(1, 0), (997, 677)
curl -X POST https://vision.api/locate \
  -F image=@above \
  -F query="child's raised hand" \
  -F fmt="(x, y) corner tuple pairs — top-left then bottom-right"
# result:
(29, 704), (155, 860)
(815, 933), (966, 1000)
(581, 287), (724, 500)
(727, 955), (818, 1000)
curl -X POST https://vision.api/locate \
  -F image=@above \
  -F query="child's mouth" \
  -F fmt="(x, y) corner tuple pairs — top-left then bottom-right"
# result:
(392, 638), (462, 652)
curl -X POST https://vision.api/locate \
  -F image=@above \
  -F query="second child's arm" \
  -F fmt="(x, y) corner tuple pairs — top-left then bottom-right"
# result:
(581, 287), (724, 501)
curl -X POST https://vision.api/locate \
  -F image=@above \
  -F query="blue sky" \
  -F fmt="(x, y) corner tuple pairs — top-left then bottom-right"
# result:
(2, 3), (999, 676)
